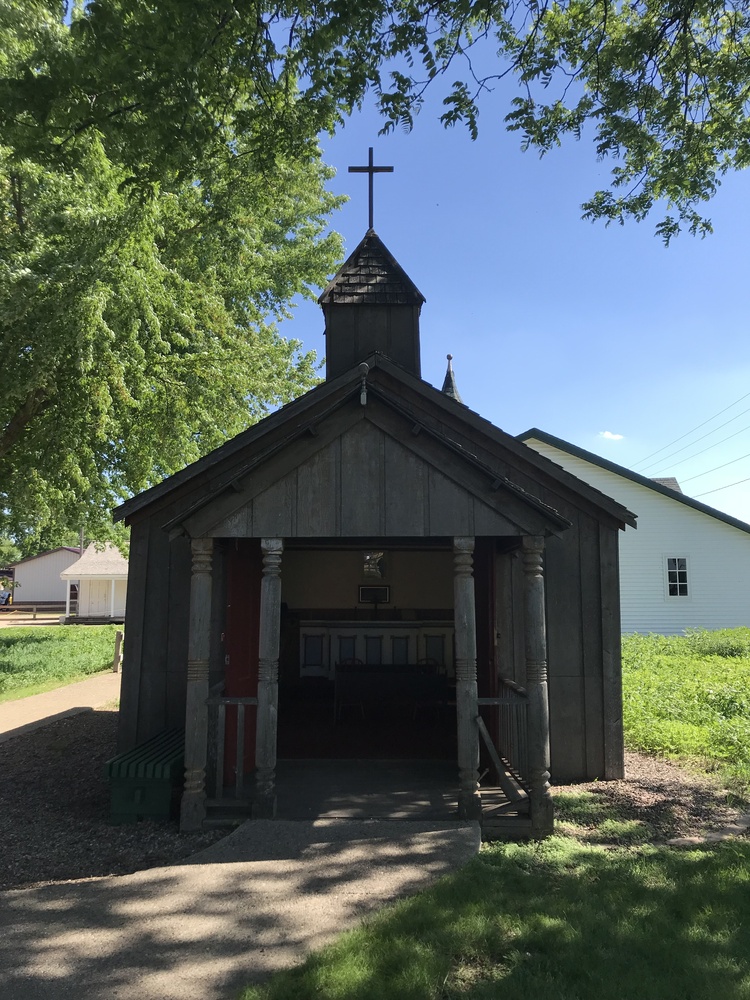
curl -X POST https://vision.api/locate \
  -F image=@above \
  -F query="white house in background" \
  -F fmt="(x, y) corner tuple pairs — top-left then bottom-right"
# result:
(9, 547), (81, 606)
(520, 428), (750, 635)
(60, 543), (128, 622)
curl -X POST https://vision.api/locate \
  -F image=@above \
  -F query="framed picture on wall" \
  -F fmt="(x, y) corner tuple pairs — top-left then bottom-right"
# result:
(358, 585), (390, 604)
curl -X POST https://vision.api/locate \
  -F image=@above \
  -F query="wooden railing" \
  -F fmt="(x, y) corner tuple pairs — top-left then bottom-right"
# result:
(206, 682), (258, 805)
(478, 675), (529, 792)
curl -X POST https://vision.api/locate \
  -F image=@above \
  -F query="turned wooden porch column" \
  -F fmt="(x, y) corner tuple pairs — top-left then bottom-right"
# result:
(522, 535), (554, 837)
(180, 537), (213, 832)
(453, 536), (482, 820)
(253, 537), (283, 818)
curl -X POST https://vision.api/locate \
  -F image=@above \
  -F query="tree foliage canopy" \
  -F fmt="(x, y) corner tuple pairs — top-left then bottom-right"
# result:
(2, 0), (747, 542)
(0, 2), (344, 548)
(5, 2), (746, 237)
(285, 0), (750, 242)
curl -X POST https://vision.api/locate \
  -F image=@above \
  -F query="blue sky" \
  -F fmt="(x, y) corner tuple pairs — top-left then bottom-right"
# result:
(283, 95), (750, 524)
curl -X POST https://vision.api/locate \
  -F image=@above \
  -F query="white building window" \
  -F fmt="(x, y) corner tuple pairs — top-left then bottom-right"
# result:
(666, 557), (689, 597)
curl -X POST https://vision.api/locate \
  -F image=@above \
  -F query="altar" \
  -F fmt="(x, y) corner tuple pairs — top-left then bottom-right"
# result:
(333, 661), (451, 722)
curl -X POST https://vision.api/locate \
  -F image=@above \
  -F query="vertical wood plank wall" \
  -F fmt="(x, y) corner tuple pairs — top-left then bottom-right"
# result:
(117, 408), (627, 781)
(600, 524), (625, 778)
(494, 548), (527, 692)
(545, 521), (587, 781)
(117, 519), (149, 751)
(165, 535), (191, 731)
(118, 514), (193, 750)
(544, 516), (624, 781)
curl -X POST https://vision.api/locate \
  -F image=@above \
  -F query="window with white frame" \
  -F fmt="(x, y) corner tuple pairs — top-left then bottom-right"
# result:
(666, 557), (689, 597)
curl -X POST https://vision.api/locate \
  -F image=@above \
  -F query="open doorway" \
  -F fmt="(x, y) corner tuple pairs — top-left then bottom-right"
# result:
(276, 542), (458, 760)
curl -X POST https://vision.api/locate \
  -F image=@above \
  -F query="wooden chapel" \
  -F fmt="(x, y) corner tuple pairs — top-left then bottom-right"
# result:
(114, 227), (636, 838)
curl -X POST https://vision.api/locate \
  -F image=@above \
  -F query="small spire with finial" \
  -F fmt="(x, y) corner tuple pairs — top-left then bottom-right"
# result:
(441, 354), (463, 403)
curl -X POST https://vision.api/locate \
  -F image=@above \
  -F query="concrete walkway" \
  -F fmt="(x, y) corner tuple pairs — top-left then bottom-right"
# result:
(0, 677), (480, 1000)
(1, 818), (481, 1000)
(0, 671), (122, 744)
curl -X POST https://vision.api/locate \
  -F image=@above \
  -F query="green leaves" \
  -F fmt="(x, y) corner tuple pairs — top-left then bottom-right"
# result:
(500, 0), (750, 239)
(7, 1), (742, 244)
(2, 0), (748, 546)
(296, 0), (750, 239)
(0, 4), (344, 549)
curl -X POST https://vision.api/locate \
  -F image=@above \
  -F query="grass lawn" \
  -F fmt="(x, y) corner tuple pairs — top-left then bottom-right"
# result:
(242, 837), (750, 1000)
(242, 629), (750, 1000)
(0, 625), (120, 702)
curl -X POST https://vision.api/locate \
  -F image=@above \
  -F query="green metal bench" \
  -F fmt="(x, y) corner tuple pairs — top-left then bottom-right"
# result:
(105, 729), (185, 824)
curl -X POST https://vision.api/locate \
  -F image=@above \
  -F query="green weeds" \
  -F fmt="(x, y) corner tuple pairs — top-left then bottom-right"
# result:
(622, 630), (750, 795)
(0, 626), (119, 702)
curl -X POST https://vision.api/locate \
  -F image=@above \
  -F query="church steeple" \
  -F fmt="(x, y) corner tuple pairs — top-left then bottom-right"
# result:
(318, 229), (425, 380)
(441, 354), (463, 403)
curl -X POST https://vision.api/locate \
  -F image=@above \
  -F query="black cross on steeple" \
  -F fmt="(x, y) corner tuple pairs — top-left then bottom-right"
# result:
(348, 147), (393, 230)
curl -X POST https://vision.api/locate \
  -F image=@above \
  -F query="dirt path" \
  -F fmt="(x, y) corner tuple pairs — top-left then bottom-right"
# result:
(0, 610), (62, 628)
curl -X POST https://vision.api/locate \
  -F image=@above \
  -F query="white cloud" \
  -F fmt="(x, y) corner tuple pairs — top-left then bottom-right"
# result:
(599, 431), (624, 441)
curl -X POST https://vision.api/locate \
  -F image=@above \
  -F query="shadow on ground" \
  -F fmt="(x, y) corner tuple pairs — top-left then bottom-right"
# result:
(240, 837), (750, 1000)
(0, 821), (480, 1000)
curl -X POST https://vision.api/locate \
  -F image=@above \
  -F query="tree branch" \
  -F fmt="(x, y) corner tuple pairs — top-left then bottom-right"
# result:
(0, 387), (50, 460)
(10, 174), (26, 236)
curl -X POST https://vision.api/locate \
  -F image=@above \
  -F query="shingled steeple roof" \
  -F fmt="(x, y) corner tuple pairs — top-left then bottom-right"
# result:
(441, 354), (463, 403)
(319, 229), (425, 306)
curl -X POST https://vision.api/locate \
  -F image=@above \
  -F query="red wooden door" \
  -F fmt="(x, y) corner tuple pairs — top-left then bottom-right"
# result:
(223, 539), (262, 786)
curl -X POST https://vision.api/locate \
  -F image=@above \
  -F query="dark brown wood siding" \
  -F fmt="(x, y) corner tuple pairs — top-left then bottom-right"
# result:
(118, 516), (192, 751)
(117, 519), (149, 751)
(494, 546), (526, 689)
(544, 512), (622, 781)
(190, 413), (544, 540)
(324, 305), (421, 379)
(600, 523), (624, 778)
(118, 362), (627, 782)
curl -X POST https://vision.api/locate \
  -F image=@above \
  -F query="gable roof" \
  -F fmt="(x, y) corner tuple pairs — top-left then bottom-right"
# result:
(651, 476), (682, 493)
(60, 543), (129, 579)
(10, 546), (80, 568)
(115, 355), (635, 536)
(318, 230), (425, 306)
(519, 427), (750, 537)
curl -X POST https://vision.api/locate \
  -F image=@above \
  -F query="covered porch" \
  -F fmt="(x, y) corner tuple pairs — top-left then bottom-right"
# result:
(180, 533), (554, 839)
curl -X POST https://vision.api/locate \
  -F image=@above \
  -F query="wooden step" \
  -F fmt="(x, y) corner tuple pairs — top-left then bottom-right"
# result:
(480, 786), (530, 816)
(481, 815), (535, 840)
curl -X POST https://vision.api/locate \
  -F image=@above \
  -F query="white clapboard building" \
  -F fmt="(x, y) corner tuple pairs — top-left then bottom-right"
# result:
(61, 543), (128, 622)
(9, 547), (82, 606)
(520, 428), (750, 635)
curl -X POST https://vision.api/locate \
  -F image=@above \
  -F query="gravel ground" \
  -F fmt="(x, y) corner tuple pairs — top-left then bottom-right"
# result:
(1, 709), (747, 893)
(0, 708), (224, 892)
(552, 750), (748, 844)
